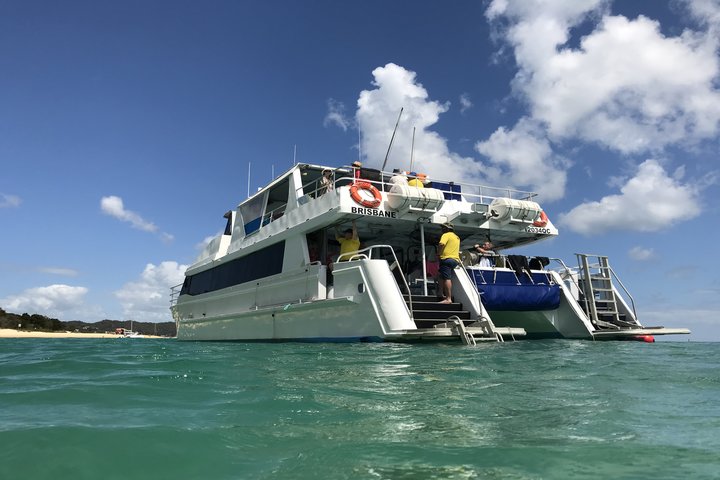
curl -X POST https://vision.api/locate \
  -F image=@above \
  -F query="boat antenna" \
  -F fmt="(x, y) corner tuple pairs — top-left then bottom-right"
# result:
(358, 126), (362, 163)
(409, 126), (416, 172)
(247, 162), (251, 198)
(293, 144), (297, 166)
(271, 164), (275, 180)
(381, 107), (403, 172)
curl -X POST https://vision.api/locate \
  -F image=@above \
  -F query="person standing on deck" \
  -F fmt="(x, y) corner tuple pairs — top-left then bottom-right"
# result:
(318, 169), (333, 196)
(351, 161), (362, 182)
(335, 220), (360, 261)
(437, 222), (460, 304)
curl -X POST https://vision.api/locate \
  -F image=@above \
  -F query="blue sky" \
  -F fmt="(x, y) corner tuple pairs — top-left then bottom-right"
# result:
(1, 0), (719, 340)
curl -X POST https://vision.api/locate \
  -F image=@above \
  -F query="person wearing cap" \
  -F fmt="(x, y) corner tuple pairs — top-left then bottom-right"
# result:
(351, 161), (362, 181)
(335, 220), (360, 262)
(408, 173), (426, 188)
(437, 222), (460, 303)
(318, 168), (333, 196)
(407, 172), (424, 189)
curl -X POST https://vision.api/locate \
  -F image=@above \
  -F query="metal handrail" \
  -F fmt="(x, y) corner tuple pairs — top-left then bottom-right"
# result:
(547, 257), (594, 317)
(294, 165), (538, 206)
(606, 265), (638, 322)
(169, 283), (183, 307)
(580, 257), (638, 321)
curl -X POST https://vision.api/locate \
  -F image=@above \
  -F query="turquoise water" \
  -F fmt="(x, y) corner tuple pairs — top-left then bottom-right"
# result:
(1, 339), (718, 480)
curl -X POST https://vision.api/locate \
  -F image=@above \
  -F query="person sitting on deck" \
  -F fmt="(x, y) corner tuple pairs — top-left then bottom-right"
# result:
(407, 172), (425, 188)
(390, 168), (408, 187)
(473, 241), (496, 267)
(437, 222), (460, 304)
(335, 220), (360, 262)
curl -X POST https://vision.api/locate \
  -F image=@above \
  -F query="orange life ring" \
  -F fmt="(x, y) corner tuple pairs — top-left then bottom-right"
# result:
(533, 211), (548, 227)
(350, 181), (382, 208)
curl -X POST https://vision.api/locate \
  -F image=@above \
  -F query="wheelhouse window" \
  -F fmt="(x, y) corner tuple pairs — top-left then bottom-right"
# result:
(240, 191), (267, 235)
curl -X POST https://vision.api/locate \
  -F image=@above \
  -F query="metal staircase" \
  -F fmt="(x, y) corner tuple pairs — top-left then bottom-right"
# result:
(401, 294), (517, 343)
(576, 254), (637, 329)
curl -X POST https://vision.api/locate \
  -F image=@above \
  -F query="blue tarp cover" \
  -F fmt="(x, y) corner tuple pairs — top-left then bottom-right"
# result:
(429, 181), (461, 200)
(469, 269), (561, 311)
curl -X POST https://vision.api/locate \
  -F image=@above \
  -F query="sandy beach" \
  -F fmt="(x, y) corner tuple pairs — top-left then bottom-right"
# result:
(0, 329), (168, 339)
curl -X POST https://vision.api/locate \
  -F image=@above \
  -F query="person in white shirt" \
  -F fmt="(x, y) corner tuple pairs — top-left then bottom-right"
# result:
(473, 241), (496, 267)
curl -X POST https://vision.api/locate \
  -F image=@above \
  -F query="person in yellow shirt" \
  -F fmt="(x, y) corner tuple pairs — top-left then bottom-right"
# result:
(437, 222), (460, 303)
(335, 220), (360, 261)
(407, 172), (425, 188)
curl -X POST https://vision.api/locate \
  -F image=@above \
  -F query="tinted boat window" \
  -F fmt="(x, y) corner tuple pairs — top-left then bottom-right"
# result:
(181, 241), (285, 296)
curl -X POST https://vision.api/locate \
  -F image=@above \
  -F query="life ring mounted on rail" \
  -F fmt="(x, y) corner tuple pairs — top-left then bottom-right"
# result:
(350, 181), (382, 208)
(533, 211), (549, 227)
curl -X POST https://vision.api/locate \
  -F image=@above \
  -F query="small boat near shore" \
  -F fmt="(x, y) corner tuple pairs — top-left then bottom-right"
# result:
(170, 163), (689, 343)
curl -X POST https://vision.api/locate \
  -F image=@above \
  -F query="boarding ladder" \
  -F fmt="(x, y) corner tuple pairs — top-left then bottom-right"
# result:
(576, 254), (637, 329)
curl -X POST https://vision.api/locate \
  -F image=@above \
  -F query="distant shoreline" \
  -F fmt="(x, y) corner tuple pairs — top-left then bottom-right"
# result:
(0, 329), (170, 339)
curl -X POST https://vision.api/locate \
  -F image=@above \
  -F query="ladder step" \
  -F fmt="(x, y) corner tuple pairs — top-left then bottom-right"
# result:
(413, 310), (472, 320)
(407, 301), (462, 311)
(594, 299), (617, 303)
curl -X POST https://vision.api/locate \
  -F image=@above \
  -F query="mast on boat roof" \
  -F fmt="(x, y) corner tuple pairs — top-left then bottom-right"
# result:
(247, 162), (251, 198)
(410, 126), (416, 172)
(381, 107), (403, 172)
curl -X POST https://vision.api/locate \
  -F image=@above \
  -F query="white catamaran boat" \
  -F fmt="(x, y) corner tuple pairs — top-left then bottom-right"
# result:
(170, 163), (689, 343)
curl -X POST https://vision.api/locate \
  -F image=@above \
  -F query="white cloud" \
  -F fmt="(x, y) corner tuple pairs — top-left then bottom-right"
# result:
(114, 261), (187, 322)
(475, 118), (569, 201)
(686, 0), (720, 28)
(356, 63), (479, 183)
(1, 284), (88, 317)
(351, 63), (569, 200)
(37, 267), (79, 277)
(628, 246), (655, 261)
(459, 93), (473, 114)
(100, 195), (173, 241)
(558, 160), (701, 234)
(486, 0), (720, 154)
(0, 193), (21, 208)
(324, 98), (351, 131)
(196, 234), (218, 251)
(101, 195), (157, 231)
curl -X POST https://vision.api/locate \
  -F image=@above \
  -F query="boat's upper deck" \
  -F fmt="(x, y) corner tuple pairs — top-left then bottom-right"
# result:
(188, 163), (558, 274)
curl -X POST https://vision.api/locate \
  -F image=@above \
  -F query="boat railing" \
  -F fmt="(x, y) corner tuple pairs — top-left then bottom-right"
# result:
(261, 203), (287, 227)
(170, 283), (183, 307)
(548, 257), (585, 298)
(464, 253), (561, 286)
(297, 167), (346, 201)
(296, 165), (538, 206)
(335, 244), (413, 316)
(579, 255), (638, 323)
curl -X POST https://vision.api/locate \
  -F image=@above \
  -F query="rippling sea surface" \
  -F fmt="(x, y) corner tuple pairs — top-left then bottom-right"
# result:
(1, 339), (718, 480)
